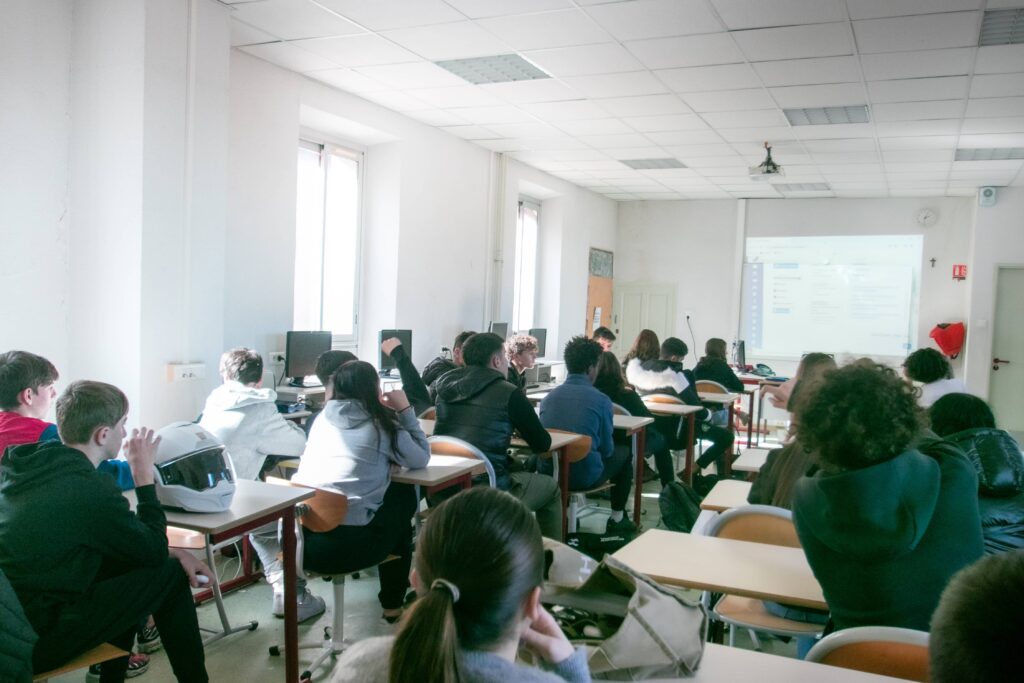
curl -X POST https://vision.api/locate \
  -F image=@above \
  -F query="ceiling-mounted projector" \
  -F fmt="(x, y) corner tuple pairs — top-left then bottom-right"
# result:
(749, 141), (784, 181)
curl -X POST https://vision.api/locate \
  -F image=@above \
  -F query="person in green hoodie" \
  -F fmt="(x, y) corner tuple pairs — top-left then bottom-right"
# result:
(0, 380), (210, 682)
(791, 360), (983, 633)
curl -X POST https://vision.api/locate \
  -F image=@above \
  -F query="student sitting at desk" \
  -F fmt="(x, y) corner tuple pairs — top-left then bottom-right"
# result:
(620, 329), (659, 373)
(539, 337), (634, 534)
(198, 347), (323, 622)
(294, 360), (429, 623)
(0, 380), (211, 683)
(592, 326), (616, 352)
(902, 347), (967, 408)
(692, 338), (745, 427)
(381, 337), (432, 416)
(433, 333), (561, 539)
(506, 334), (539, 393)
(792, 361), (983, 632)
(421, 331), (475, 401)
(303, 350), (358, 435)
(332, 487), (590, 683)
(626, 337), (734, 481)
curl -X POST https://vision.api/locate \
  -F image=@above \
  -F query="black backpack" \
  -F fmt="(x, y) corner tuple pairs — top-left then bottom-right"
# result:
(565, 530), (637, 560)
(659, 482), (703, 532)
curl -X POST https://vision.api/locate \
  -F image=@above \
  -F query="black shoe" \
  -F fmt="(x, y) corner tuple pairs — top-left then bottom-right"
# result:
(604, 515), (637, 535)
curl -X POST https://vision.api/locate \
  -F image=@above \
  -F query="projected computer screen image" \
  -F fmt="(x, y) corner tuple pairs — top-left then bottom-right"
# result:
(285, 331), (333, 386)
(739, 235), (922, 359)
(379, 329), (412, 371)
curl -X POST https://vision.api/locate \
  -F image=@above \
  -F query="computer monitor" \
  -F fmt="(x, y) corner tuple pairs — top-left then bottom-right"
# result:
(528, 328), (547, 357)
(489, 321), (508, 339)
(379, 329), (412, 374)
(285, 331), (332, 387)
(735, 339), (746, 369)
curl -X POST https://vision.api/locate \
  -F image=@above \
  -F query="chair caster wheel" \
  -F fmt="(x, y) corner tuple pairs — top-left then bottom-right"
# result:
(301, 671), (313, 682)
(248, 621), (259, 631)
(268, 645), (280, 657)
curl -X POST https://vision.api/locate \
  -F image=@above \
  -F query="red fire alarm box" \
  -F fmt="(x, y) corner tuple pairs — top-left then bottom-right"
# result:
(952, 264), (967, 281)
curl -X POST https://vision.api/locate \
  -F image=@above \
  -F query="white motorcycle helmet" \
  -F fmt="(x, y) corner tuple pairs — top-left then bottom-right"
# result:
(153, 422), (236, 513)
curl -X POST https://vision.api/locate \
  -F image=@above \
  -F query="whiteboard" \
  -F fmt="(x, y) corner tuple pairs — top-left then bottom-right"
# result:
(740, 235), (922, 359)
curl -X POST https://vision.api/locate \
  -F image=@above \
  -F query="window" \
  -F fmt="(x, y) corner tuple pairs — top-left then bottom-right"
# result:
(294, 140), (362, 344)
(512, 199), (540, 332)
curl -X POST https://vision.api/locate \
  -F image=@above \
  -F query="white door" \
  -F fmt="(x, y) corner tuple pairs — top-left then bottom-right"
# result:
(613, 283), (677, 355)
(990, 267), (1024, 432)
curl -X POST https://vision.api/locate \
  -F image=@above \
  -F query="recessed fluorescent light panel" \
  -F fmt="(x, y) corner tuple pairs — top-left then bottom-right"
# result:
(620, 158), (688, 170)
(784, 105), (870, 126)
(979, 8), (1024, 46)
(955, 147), (1024, 161)
(435, 54), (551, 85)
(775, 183), (832, 192)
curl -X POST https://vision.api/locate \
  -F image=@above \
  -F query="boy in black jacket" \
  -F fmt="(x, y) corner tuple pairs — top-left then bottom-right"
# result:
(0, 380), (210, 682)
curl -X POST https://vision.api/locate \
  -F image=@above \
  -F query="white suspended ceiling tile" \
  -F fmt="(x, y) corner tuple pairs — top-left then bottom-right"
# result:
(291, 34), (419, 67)
(623, 113), (710, 132)
(718, 126), (797, 142)
(624, 33), (744, 70)
(317, 0), (463, 31)
(381, 21), (513, 61)
(975, 45), (1024, 75)
(846, 0), (982, 21)
(852, 13), (980, 54)
(876, 119), (962, 136)
(474, 138), (530, 151)
(573, 159), (643, 170)
(476, 9), (611, 50)
(239, 42), (338, 72)
(867, 76), (969, 103)
(885, 162), (953, 173)
(960, 117), (1024, 134)
(576, 132), (656, 148)
(583, 0), (724, 41)
(958, 132), (1024, 146)
(231, 0), (364, 40)
(812, 152), (881, 164)
(882, 149), (955, 162)
(556, 118), (635, 135)
(440, 124), (501, 139)
(646, 130), (726, 145)
(362, 90), (431, 111)
(680, 88), (776, 112)
(770, 83), (866, 109)
(446, 105), (534, 124)
(446, 0), (572, 19)
(479, 79), (583, 103)
(655, 64), (760, 93)
(888, 189), (948, 196)
(514, 135), (591, 149)
(306, 68), (390, 93)
(710, 0), (847, 30)
(354, 61), (466, 88)
(593, 94), (690, 117)
(702, 109), (788, 128)
(752, 56), (862, 87)
(486, 121), (564, 137)
(562, 71), (669, 98)
(530, 148), (611, 161)
(859, 48), (974, 81)
(794, 123), (877, 139)
(732, 23), (853, 62)
(405, 85), (504, 108)
(405, 108), (471, 126)
(878, 135), (958, 149)
(871, 100), (965, 122)
(521, 99), (609, 121)
(970, 74), (1024, 99)
(952, 159), (1024, 171)
(523, 43), (644, 77)
(965, 97), (1024, 118)
(801, 138), (877, 152)
(231, 20), (276, 47)
(666, 143), (742, 158)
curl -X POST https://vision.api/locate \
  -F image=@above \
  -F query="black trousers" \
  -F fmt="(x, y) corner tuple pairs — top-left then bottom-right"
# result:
(302, 483), (416, 610)
(653, 416), (735, 475)
(587, 444), (634, 512)
(32, 557), (208, 683)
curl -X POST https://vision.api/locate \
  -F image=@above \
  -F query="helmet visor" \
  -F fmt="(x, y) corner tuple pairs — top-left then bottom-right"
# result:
(156, 446), (234, 492)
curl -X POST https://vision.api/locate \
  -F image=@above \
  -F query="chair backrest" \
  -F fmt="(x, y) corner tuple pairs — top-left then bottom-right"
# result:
(806, 627), (930, 682)
(265, 476), (348, 533)
(418, 406), (437, 419)
(644, 393), (684, 405)
(427, 436), (497, 488)
(611, 403), (632, 416)
(547, 430), (593, 465)
(696, 380), (729, 394)
(705, 504), (801, 548)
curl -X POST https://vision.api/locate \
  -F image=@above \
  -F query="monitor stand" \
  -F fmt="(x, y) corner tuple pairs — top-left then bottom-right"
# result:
(287, 377), (307, 387)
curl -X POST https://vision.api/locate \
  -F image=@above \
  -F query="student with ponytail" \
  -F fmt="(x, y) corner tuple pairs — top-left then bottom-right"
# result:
(331, 487), (591, 683)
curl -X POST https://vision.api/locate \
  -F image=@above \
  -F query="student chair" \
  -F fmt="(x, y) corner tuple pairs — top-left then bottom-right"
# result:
(265, 477), (378, 683)
(702, 505), (826, 650)
(33, 644), (130, 682)
(806, 627), (930, 682)
(418, 406), (436, 419)
(565, 403), (639, 532)
(426, 436), (496, 488)
(643, 393), (690, 473)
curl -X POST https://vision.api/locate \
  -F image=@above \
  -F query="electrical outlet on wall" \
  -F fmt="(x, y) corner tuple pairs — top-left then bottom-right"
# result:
(269, 351), (286, 364)
(167, 363), (206, 383)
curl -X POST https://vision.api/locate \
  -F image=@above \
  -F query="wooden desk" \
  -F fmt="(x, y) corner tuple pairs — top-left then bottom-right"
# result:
(614, 415), (655, 528)
(614, 528), (826, 610)
(698, 391), (740, 404)
(700, 479), (753, 512)
(390, 454), (485, 488)
(642, 401), (701, 485)
(733, 448), (772, 474)
(137, 480), (313, 683)
(646, 642), (907, 682)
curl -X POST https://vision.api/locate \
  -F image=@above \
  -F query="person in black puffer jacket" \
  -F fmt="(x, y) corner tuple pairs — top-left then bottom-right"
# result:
(929, 393), (1024, 554)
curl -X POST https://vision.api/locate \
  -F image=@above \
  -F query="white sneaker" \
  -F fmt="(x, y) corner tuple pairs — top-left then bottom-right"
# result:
(272, 587), (326, 622)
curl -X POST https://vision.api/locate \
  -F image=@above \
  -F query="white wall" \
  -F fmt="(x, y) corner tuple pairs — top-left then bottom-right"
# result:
(0, 0), (73, 395)
(965, 187), (1024, 397)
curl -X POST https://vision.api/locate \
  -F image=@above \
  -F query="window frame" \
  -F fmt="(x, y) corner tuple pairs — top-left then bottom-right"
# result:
(512, 197), (541, 333)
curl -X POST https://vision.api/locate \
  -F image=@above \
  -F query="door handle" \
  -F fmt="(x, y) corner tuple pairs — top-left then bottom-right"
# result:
(993, 358), (1011, 371)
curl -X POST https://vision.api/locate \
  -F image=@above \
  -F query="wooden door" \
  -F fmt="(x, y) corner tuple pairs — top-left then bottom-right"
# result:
(587, 248), (614, 338)
(990, 267), (1024, 431)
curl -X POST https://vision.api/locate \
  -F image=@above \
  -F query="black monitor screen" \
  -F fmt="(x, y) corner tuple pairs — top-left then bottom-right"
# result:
(489, 322), (508, 339)
(285, 331), (332, 384)
(528, 328), (547, 357)
(736, 340), (746, 368)
(379, 329), (412, 371)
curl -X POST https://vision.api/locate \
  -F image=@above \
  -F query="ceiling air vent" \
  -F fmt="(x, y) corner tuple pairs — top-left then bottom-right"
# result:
(620, 158), (688, 170)
(784, 105), (870, 126)
(435, 54), (551, 85)
(955, 148), (1024, 161)
(979, 8), (1024, 46)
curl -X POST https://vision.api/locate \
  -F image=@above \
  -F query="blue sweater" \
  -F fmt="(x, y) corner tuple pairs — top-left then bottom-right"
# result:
(539, 375), (614, 490)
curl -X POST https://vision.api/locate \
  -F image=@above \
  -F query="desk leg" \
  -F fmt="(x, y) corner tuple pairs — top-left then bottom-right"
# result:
(756, 389), (765, 447)
(632, 428), (646, 528)
(684, 414), (696, 486)
(281, 506), (298, 683)
(746, 391), (755, 448)
(557, 448), (570, 541)
(724, 402), (735, 478)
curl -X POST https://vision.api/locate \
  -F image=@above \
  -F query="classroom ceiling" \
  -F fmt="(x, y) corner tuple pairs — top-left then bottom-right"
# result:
(227, 0), (1024, 200)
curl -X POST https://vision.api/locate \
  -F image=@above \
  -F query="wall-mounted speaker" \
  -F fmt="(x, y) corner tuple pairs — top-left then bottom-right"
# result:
(979, 186), (997, 207)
